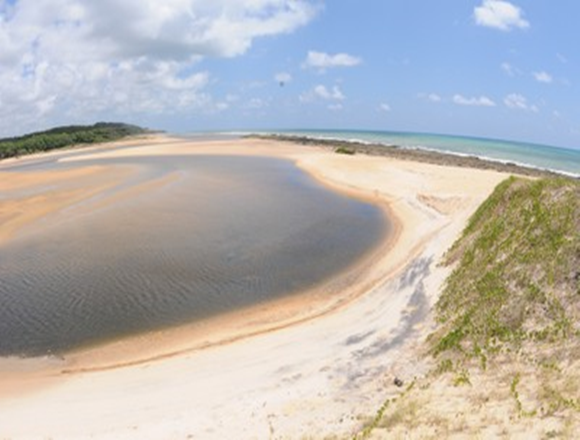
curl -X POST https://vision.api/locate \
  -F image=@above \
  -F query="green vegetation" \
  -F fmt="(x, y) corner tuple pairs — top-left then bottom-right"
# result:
(354, 382), (416, 440)
(424, 176), (580, 430)
(355, 176), (580, 438)
(431, 177), (580, 362)
(0, 122), (149, 159)
(335, 146), (356, 155)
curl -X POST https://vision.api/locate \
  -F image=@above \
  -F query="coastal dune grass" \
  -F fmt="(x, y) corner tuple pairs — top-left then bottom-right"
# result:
(432, 176), (580, 363)
(356, 176), (580, 439)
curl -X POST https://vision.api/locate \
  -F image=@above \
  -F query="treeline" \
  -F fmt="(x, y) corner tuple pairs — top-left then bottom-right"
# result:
(0, 122), (149, 159)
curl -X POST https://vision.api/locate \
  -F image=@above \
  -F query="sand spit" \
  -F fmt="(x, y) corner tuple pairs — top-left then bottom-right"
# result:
(0, 137), (508, 439)
(260, 134), (574, 179)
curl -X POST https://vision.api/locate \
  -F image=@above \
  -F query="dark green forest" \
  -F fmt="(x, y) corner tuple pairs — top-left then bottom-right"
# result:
(0, 122), (149, 159)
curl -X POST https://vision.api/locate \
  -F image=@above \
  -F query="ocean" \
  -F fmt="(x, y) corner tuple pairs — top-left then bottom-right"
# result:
(261, 129), (580, 178)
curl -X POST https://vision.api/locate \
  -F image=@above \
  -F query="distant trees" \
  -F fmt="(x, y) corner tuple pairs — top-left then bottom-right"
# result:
(0, 122), (149, 159)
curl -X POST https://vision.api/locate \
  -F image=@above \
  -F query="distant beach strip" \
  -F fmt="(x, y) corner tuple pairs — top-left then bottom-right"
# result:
(249, 130), (580, 179)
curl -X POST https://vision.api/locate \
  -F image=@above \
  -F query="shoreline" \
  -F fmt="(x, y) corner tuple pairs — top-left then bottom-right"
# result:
(61, 211), (396, 375)
(0, 136), (512, 438)
(253, 133), (579, 179)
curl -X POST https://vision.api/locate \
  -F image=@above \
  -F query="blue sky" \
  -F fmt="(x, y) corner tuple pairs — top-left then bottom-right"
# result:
(1, 1), (579, 149)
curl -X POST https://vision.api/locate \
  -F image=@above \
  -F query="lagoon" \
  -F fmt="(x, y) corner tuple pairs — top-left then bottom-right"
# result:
(0, 154), (388, 357)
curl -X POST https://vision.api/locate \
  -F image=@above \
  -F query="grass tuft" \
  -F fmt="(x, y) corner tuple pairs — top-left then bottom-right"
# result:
(335, 146), (356, 155)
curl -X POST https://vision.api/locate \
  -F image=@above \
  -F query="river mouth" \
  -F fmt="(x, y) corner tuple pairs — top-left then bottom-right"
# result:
(0, 154), (389, 358)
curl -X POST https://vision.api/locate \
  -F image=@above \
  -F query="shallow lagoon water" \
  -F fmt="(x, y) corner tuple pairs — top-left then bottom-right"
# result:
(0, 154), (388, 357)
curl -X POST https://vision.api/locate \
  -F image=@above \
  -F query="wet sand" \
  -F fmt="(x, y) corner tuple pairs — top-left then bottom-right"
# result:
(0, 136), (509, 439)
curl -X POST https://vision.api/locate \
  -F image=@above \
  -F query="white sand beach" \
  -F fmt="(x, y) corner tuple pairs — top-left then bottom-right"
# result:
(0, 137), (509, 439)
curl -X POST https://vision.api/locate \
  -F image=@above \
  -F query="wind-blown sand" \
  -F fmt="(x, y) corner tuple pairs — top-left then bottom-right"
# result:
(0, 137), (509, 439)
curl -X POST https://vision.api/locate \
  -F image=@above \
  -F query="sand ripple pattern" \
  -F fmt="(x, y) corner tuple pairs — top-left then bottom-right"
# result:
(0, 155), (388, 356)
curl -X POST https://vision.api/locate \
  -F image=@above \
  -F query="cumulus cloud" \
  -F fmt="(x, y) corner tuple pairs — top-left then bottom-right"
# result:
(418, 93), (442, 103)
(474, 0), (529, 31)
(453, 94), (496, 107)
(303, 51), (361, 71)
(533, 71), (553, 84)
(300, 84), (345, 103)
(314, 85), (344, 100)
(504, 93), (538, 112)
(379, 103), (391, 112)
(0, 0), (318, 136)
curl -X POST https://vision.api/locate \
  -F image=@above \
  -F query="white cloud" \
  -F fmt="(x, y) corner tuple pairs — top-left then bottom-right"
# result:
(474, 1), (529, 31)
(244, 97), (268, 110)
(533, 71), (553, 84)
(303, 51), (361, 71)
(314, 85), (345, 100)
(300, 84), (345, 103)
(418, 93), (442, 103)
(504, 94), (526, 109)
(275, 72), (292, 85)
(379, 103), (391, 112)
(501, 62), (518, 77)
(453, 94), (496, 107)
(0, 0), (319, 136)
(427, 93), (442, 103)
(214, 102), (230, 112)
(504, 93), (539, 112)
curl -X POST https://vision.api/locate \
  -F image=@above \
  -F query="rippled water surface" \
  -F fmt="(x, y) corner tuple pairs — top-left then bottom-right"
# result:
(0, 154), (388, 356)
